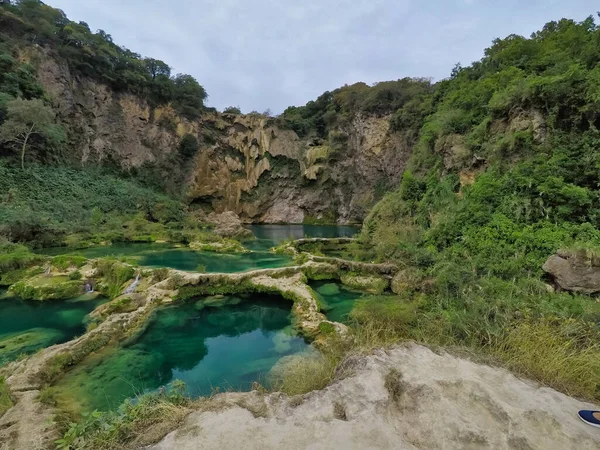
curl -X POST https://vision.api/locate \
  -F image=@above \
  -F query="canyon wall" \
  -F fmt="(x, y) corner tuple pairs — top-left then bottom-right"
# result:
(35, 49), (411, 224)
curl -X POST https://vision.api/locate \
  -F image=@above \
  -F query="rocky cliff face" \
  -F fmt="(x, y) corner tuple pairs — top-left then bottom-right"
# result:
(34, 49), (411, 224)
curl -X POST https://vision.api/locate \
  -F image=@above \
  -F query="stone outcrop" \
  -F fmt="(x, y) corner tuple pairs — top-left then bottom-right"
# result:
(33, 48), (411, 225)
(543, 249), (600, 294)
(149, 343), (600, 450)
(206, 211), (253, 239)
(340, 273), (389, 294)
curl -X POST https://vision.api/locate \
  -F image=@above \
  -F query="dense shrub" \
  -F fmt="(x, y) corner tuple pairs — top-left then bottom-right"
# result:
(0, 163), (186, 247)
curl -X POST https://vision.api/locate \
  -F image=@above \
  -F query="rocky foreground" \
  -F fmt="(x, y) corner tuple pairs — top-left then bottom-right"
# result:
(150, 343), (600, 450)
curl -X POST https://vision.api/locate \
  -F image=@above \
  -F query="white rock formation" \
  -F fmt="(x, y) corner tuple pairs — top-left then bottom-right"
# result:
(149, 343), (600, 450)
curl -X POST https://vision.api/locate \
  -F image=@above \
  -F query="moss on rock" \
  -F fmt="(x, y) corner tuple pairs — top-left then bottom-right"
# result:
(52, 255), (88, 271)
(8, 276), (82, 301)
(340, 273), (389, 294)
(391, 268), (423, 294)
(189, 239), (248, 253)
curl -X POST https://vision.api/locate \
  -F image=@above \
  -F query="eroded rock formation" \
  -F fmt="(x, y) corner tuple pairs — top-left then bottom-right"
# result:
(34, 49), (411, 224)
(149, 343), (600, 450)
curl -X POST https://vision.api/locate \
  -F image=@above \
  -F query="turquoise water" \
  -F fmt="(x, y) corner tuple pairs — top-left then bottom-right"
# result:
(54, 293), (309, 412)
(310, 280), (364, 323)
(0, 289), (106, 365)
(40, 225), (358, 272)
(244, 224), (359, 251)
(41, 243), (292, 273)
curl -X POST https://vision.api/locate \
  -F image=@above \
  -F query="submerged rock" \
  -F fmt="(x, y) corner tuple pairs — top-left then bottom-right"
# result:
(542, 249), (600, 294)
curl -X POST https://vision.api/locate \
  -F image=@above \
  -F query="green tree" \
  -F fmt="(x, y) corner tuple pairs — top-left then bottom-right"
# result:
(223, 106), (241, 114)
(0, 98), (56, 169)
(178, 133), (199, 158)
(171, 74), (207, 119)
(144, 58), (171, 80)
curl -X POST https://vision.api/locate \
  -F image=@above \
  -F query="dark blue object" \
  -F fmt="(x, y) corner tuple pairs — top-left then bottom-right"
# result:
(578, 410), (600, 428)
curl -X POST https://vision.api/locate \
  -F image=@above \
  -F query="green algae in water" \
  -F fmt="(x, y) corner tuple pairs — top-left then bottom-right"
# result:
(311, 280), (364, 323)
(53, 294), (309, 413)
(0, 289), (106, 365)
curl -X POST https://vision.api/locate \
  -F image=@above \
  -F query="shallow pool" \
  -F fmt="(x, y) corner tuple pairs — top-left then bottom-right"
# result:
(53, 293), (309, 412)
(245, 224), (359, 252)
(0, 289), (106, 366)
(310, 280), (364, 323)
(41, 243), (293, 273)
(40, 225), (359, 273)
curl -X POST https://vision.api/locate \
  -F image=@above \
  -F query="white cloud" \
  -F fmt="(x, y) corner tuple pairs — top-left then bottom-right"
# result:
(49, 0), (597, 113)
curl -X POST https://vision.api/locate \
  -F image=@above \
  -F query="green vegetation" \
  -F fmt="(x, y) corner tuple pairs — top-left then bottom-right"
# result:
(345, 15), (600, 401)
(0, 162), (190, 247)
(0, 238), (43, 275)
(0, 97), (63, 169)
(0, 1), (213, 250)
(52, 255), (88, 271)
(223, 106), (242, 114)
(178, 133), (199, 158)
(94, 260), (135, 299)
(339, 273), (389, 294)
(269, 352), (338, 396)
(270, 15), (600, 404)
(9, 275), (82, 301)
(0, 1), (207, 119)
(0, 376), (12, 416)
(281, 78), (432, 139)
(103, 296), (137, 315)
(55, 380), (190, 450)
(40, 334), (111, 385)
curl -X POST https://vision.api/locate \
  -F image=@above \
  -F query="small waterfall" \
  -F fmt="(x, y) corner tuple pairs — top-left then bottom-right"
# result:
(44, 265), (51, 276)
(123, 273), (140, 295)
(84, 282), (94, 293)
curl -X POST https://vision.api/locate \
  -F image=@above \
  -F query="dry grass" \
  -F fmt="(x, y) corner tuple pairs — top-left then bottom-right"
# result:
(269, 318), (409, 398)
(269, 353), (338, 396)
(491, 318), (600, 400)
(0, 376), (12, 417)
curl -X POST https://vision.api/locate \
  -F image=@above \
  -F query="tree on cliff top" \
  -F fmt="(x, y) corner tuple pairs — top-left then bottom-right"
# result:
(0, 98), (60, 169)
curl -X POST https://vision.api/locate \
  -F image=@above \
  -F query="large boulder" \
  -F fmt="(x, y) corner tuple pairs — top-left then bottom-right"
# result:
(207, 212), (254, 239)
(542, 249), (600, 294)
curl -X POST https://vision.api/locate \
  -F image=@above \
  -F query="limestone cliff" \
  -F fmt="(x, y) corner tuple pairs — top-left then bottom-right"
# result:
(34, 48), (411, 224)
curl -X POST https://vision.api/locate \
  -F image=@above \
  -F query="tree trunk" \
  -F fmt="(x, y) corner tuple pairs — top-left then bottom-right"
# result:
(21, 126), (34, 170)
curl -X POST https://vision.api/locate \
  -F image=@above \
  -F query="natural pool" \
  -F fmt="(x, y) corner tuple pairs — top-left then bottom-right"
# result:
(53, 293), (309, 412)
(0, 289), (106, 366)
(41, 243), (293, 273)
(28, 225), (358, 412)
(245, 224), (359, 252)
(310, 281), (364, 323)
(41, 225), (359, 273)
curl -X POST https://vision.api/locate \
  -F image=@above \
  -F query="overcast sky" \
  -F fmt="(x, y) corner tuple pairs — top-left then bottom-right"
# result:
(48, 0), (597, 114)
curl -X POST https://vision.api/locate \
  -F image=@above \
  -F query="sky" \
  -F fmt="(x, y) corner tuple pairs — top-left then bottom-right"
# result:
(48, 0), (597, 114)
